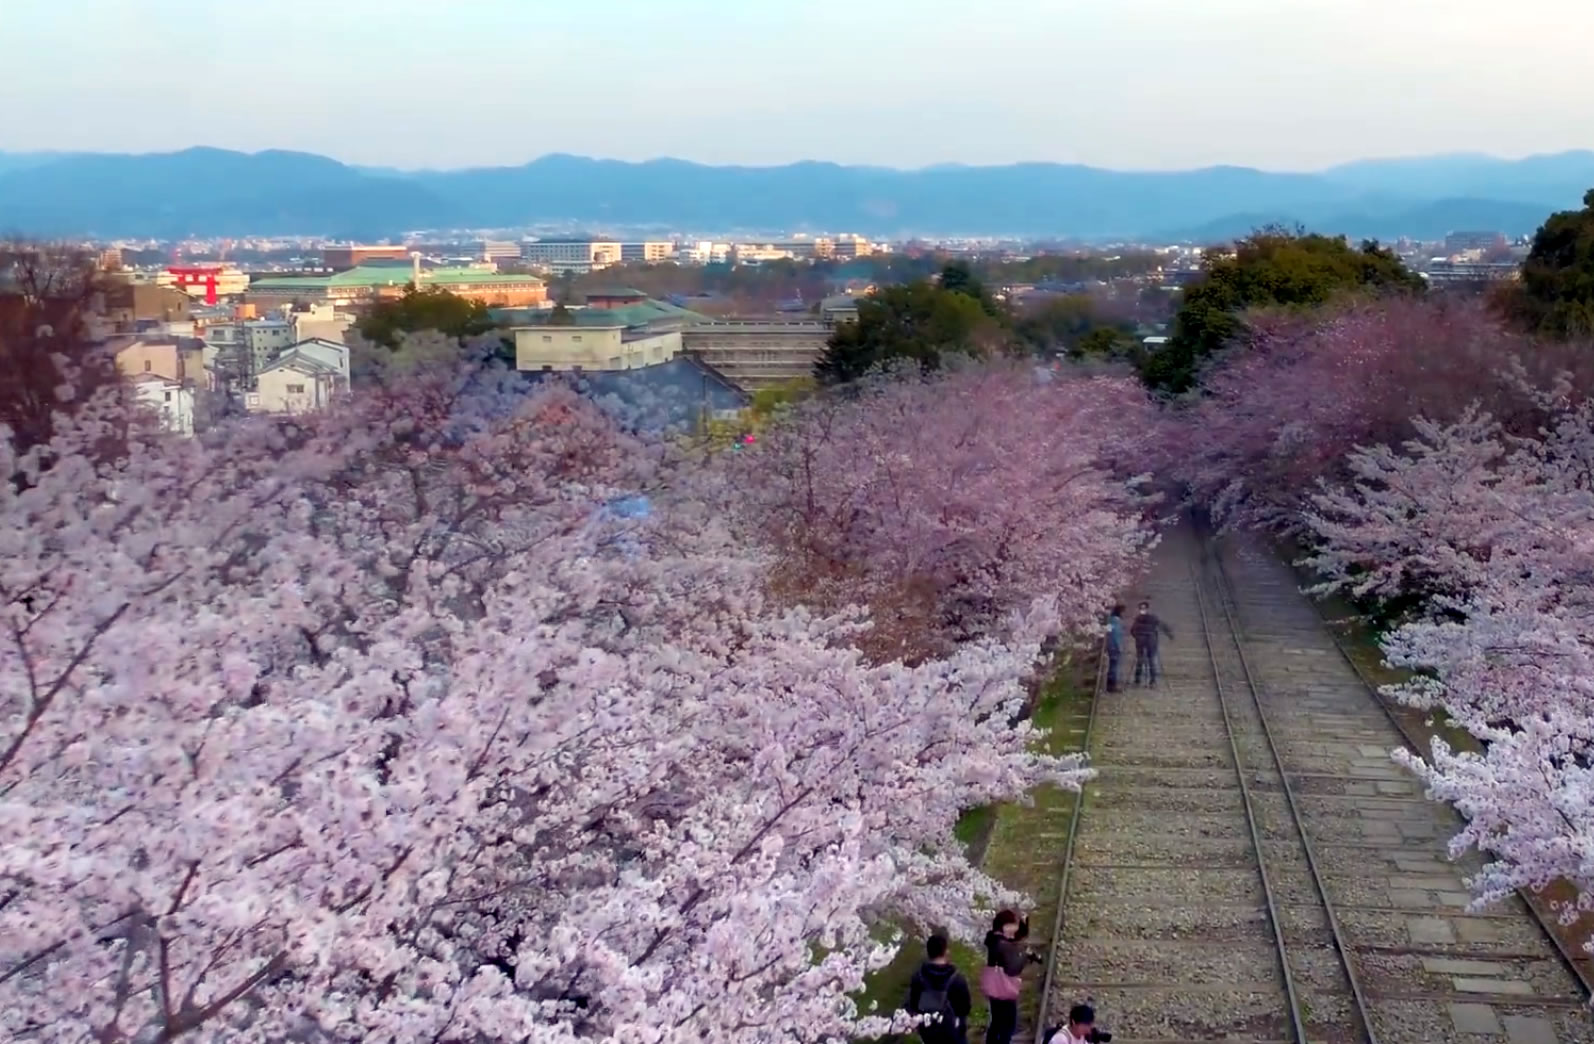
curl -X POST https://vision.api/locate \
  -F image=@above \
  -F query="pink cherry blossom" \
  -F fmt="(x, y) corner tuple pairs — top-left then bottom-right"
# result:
(2, 355), (1135, 1043)
(1305, 391), (1594, 950)
(717, 361), (1158, 662)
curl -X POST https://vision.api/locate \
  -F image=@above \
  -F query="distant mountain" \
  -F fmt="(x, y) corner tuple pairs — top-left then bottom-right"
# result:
(1162, 196), (1561, 244)
(0, 147), (1590, 241)
(0, 150), (77, 175)
(0, 147), (456, 239)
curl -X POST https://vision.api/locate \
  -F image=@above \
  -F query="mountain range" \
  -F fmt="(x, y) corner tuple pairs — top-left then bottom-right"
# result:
(1, 146), (1591, 243)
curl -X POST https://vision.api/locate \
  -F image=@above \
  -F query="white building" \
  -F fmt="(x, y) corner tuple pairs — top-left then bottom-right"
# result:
(519, 239), (623, 273)
(247, 340), (349, 415)
(620, 241), (676, 263)
(676, 241), (732, 265)
(732, 244), (798, 265)
(289, 301), (353, 345)
(130, 374), (196, 435)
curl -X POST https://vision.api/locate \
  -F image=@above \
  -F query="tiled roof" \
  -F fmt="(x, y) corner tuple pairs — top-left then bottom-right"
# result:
(519, 356), (748, 432)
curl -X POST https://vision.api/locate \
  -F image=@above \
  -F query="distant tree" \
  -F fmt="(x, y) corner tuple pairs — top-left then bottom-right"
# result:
(1014, 294), (1135, 357)
(814, 281), (1001, 384)
(356, 284), (496, 348)
(937, 260), (1000, 317)
(1500, 188), (1594, 339)
(0, 241), (124, 461)
(1075, 326), (1135, 358)
(548, 300), (575, 325)
(1141, 228), (1425, 394)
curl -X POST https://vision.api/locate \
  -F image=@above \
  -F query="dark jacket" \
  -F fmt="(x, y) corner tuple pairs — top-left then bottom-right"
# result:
(984, 922), (1029, 977)
(907, 960), (972, 1038)
(1105, 614), (1123, 655)
(1129, 611), (1172, 650)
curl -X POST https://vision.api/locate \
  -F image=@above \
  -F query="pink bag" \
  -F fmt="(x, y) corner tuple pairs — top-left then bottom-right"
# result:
(979, 965), (1022, 1001)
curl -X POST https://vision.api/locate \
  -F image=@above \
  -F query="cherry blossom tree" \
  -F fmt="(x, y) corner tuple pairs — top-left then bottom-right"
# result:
(1172, 296), (1591, 531)
(1304, 393), (1594, 945)
(719, 361), (1158, 662)
(1, 358), (1095, 1043)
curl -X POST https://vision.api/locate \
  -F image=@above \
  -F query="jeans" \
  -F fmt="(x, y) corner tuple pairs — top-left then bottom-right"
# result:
(1133, 643), (1160, 685)
(1106, 648), (1120, 690)
(985, 999), (1018, 1044)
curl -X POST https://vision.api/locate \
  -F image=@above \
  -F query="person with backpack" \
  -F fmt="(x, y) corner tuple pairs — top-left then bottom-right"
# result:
(905, 933), (972, 1043)
(980, 910), (1033, 1044)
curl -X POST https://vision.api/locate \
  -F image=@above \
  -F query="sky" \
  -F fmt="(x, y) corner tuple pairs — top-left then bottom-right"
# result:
(3, 0), (1591, 172)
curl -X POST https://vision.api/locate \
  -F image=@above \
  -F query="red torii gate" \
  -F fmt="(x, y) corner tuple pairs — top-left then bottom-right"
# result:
(166, 265), (224, 305)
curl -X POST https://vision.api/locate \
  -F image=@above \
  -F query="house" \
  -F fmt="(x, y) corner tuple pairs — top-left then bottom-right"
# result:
(277, 337), (350, 381)
(129, 373), (196, 435)
(289, 301), (353, 344)
(113, 337), (208, 389)
(247, 340), (348, 414)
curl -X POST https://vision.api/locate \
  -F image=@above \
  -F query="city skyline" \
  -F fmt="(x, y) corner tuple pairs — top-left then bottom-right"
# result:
(4, 0), (1593, 171)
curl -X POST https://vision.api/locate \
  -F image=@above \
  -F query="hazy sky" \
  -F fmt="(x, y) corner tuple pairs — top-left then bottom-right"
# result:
(3, 0), (1591, 171)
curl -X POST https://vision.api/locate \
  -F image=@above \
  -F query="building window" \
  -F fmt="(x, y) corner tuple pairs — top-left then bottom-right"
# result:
(287, 383), (306, 394)
(163, 391), (172, 402)
(542, 335), (552, 343)
(572, 335), (582, 342)
(143, 360), (152, 372)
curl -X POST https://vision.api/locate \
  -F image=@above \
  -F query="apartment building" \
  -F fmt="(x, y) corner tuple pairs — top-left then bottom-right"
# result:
(322, 244), (410, 269)
(519, 239), (623, 273)
(682, 318), (828, 389)
(731, 244), (798, 265)
(678, 295), (863, 391)
(621, 241), (676, 263)
(480, 240), (521, 262)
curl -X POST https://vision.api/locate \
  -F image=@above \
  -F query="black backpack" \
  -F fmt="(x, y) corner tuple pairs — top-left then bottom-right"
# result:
(913, 977), (957, 1025)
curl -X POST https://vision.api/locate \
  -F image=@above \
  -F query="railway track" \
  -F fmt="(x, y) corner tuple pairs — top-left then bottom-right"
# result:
(1036, 527), (1592, 1043)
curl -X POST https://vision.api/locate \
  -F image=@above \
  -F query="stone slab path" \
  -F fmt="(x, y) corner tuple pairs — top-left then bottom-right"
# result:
(1041, 528), (1592, 1044)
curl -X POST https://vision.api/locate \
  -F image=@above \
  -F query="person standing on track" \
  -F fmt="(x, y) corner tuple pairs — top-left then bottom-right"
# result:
(1105, 604), (1124, 692)
(1130, 600), (1173, 687)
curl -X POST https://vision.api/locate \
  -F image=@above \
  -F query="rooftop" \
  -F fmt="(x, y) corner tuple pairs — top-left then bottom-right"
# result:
(494, 297), (708, 330)
(519, 356), (748, 433)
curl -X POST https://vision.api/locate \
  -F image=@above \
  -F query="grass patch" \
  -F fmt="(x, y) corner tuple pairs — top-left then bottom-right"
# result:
(853, 652), (1098, 1039)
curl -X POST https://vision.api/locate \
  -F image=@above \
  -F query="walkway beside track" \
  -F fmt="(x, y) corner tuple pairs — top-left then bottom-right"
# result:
(1042, 527), (1592, 1044)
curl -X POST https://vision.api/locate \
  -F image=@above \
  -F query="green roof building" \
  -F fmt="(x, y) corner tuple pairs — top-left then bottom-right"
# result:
(247, 265), (546, 307)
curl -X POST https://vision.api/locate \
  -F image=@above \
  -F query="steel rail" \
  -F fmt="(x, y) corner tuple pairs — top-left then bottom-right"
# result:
(1189, 550), (1313, 1044)
(1032, 638), (1107, 1040)
(1204, 532), (1381, 1044)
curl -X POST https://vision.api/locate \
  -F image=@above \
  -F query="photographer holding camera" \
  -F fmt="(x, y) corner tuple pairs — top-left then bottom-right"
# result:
(1043, 1002), (1111, 1044)
(979, 910), (1040, 1044)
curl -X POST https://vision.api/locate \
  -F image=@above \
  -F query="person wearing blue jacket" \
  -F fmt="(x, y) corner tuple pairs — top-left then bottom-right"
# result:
(1105, 605), (1124, 693)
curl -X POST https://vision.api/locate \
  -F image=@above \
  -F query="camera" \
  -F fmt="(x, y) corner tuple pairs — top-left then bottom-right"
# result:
(1024, 949), (1045, 965)
(1086, 1031), (1112, 1044)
